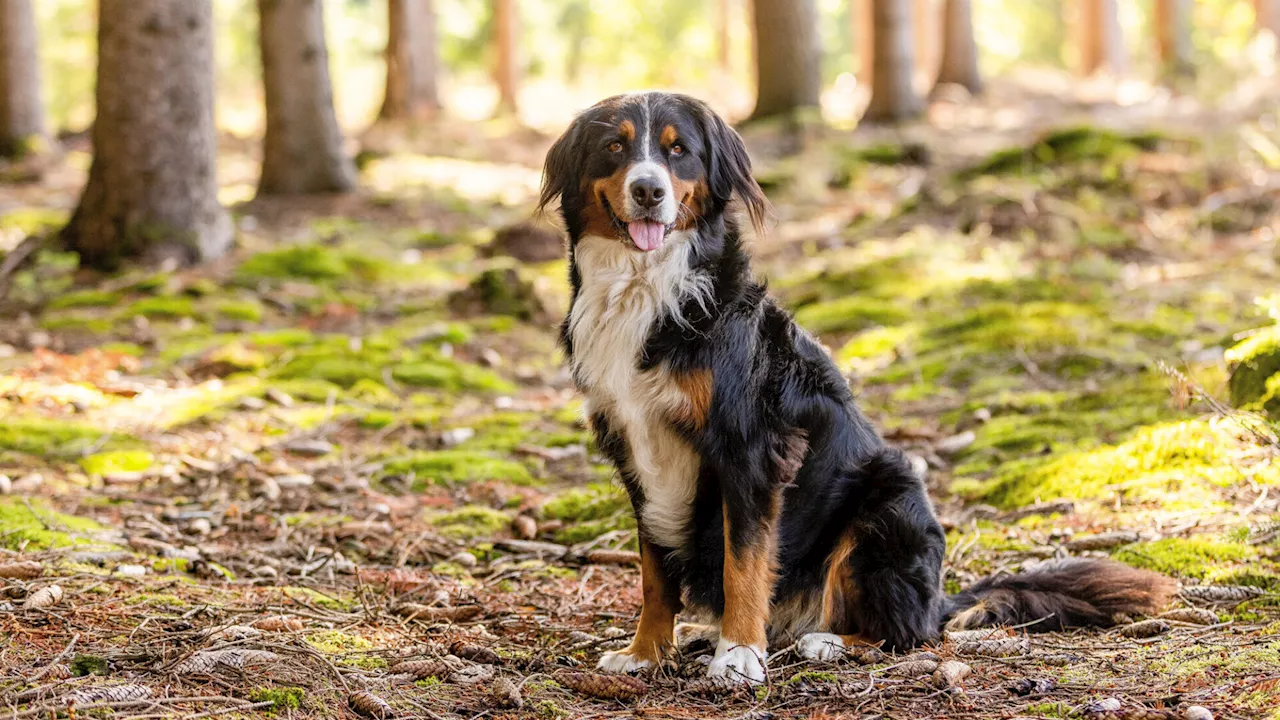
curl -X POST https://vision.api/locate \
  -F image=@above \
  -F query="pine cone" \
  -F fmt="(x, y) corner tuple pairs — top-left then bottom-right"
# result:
(1118, 619), (1170, 639)
(553, 670), (647, 700)
(944, 628), (1010, 643)
(846, 644), (886, 665)
(24, 584), (63, 610)
(889, 659), (939, 677)
(932, 660), (971, 688)
(1178, 585), (1263, 603)
(395, 604), (483, 622)
(348, 690), (393, 719)
(65, 685), (152, 705)
(1158, 608), (1218, 625)
(0, 561), (43, 579)
(584, 550), (641, 566)
(954, 636), (1029, 657)
(1009, 678), (1057, 696)
(173, 649), (279, 675)
(450, 640), (502, 665)
(491, 677), (523, 709)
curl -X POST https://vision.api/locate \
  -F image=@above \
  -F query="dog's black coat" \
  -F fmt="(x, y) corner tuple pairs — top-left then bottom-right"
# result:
(540, 92), (1174, 652)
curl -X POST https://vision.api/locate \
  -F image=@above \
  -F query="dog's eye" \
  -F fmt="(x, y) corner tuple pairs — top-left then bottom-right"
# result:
(608, 141), (623, 153)
(670, 143), (685, 156)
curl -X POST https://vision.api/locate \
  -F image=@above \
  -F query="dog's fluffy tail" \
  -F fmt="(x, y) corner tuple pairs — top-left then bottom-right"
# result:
(941, 559), (1176, 632)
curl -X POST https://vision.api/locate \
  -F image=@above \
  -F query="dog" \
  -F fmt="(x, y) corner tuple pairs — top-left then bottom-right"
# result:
(537, 91), (1175, 684)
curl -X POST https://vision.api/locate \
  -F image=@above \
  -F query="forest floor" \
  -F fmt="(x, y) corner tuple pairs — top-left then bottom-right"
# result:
(2, 81), (1280, 719)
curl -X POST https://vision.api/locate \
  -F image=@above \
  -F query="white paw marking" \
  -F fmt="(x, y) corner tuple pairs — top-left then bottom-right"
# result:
(797, 632), (846, 662)
(597, 649), (653, 673)
(707, 638), (767, 684)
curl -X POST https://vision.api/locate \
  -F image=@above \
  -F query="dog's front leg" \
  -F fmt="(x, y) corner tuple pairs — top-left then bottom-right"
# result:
(598, 539), (681, 672)
(709, 491), (779, 685)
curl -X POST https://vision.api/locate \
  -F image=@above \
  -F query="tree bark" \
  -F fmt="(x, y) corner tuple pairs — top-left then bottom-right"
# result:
(864, 0), (923, 123)
(933, 0), (982, 95)
(748, 0), (821, 121)
(1154, 0), (1193, 81)
(493, 0), (520, 115)
(257, 0), (355, 195)
(61, 0), (231, 269)
(379, 0), (442, 122)
(0, 0), (46, 157)
(854, 0), (874, 88)
(1076, 0), (1127, 76)
(915, 0), (937, 86)
(715, 0), (732, 73)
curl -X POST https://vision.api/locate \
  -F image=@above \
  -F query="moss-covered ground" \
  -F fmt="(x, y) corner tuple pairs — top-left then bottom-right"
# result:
(1, 95), (1278, 719)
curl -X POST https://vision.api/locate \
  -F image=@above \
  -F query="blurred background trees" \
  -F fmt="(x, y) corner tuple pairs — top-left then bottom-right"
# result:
(0, 0), (1276, 268)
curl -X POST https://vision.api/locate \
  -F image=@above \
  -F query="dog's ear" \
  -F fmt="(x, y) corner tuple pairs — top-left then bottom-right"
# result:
(699, 104), (770, 238)
(538, 116), (586, 219)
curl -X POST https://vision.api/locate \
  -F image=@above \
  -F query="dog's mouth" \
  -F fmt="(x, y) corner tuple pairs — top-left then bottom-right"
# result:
(602, 197), (673, 252)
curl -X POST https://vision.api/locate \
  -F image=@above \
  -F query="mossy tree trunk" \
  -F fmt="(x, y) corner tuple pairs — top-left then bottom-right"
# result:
(933, 0), (982, 95)
(864, 0), (923, 123)
(0, 0), (47, 158)
(379, 0), (442, 122)
(748, 0), (820, 121)
(61, 0), (232, 270)
(1154, 0), (1193, 82)
(493, 0), (520, 115)
(1076, 0), (1127, 76)
(257, 0), (355, 195)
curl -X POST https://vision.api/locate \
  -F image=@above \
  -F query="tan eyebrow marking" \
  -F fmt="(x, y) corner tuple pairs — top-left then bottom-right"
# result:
(660, 124), (678, 146)
(619, 120), (635, 142)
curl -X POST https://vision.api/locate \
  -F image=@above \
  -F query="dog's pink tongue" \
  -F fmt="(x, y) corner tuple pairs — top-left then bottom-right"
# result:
(627, 221), (665, 251)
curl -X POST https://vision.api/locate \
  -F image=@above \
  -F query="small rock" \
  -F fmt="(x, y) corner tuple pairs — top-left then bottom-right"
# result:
(0, 343), (15, 358)
(1079, 697), (1122, 714)
(252, 565), (278, 578)
(441, 427), (476, 446)
(284, 438), (334, 457)
(372, 503), (391, 517)
(274, 473), (315, 488)
(256, 477), (282, 501)
(1182, 706), (1213, 720)
(26, 330), (51, 348)
(972, 407), (992, 423)
(187, 518), (213, 536)
(450, 551), (478, 568)
(934, 430), (976, 455)
(115, 564), (148, 577)
(238, 396), (267, 411)
(265, 388), (294, 407)
(0, 474), (10, 494)
(512, 515), (538, 540)
(480, 348), (503, 367)
(494, 395), (515, 409)
(12, 473), (44, 492)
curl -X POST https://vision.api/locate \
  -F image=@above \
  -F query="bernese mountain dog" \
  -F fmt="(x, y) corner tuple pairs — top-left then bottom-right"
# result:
(538, 91), (1175, 684)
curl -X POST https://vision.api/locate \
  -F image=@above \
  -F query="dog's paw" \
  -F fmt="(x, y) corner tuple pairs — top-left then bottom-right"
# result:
(597, 649), (653, 673)
(796, 632), (846, 662)
(707, 639), (767, 685)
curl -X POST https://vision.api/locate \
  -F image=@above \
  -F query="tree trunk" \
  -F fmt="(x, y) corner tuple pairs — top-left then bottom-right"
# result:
(61, 0), (231, 269)
(379, 0), (442, 121)
(715, 0), (731, 73)
(915, 0), (937, 87)
(0, 0), (46, 157)
(854, 0), (874, 88)
(1154, 0), (1193, 80)
(257, 0), (355, 195)
(933, 0), (982, 95)
(748, 0), (821, 121)
(1257, 0), (1280, 39)
(1076, 0), (1127, 76)
(864, 0), (923, 123)
(493, 0), (519, 115)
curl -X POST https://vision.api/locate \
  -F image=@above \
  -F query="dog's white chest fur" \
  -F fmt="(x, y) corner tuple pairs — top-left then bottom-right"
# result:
(568, 234), (710, 549)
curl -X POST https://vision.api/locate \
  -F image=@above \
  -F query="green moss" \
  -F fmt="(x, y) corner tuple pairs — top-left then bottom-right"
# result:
(216, 298), (265, 323)
(80, 450), (154, 476)
(1023, 702), (1071, 718)
(414, 677), (442, 688)
(0, 497), (110, 550)
(249, 687), (305, 714)
(1226, 325), (1280, 407)
(0, 207), (67, 235)
(122, 296), (197, 319)
(1149, 640), (1280, 681)
(48, 289), (123, 309)
(277, 349), (386, 388)
(961, 419), (1242, 509)
(784, 670), (837, 685)
(391, 359), (515, 393)
(236, 245), (387, 283)
(960, 126), (1150, 179)
(383, 450), (535, 487)
(429, 505), (511, 539)
(837, 325), (919, 365)
(125, 593), (189, 609)
(1113, 536), (1257, 579)
(71, 654), (109, 676)
(0, 417), (136, 458)
(793, 296), (911, 336)
(304, 630), (384, 668)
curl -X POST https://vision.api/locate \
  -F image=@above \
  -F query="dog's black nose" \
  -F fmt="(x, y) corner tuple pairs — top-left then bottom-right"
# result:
(630, 177), (665, 208)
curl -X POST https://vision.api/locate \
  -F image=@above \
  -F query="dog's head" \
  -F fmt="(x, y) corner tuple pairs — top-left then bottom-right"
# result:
(538, 92), (768, 253)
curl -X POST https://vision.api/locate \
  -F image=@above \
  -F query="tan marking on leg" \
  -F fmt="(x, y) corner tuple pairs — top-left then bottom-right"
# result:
(622, 540), (680, 664)
(821, 532), (859, 632)
(672, 369), (712, 430)
(721, 499), (779, 649)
